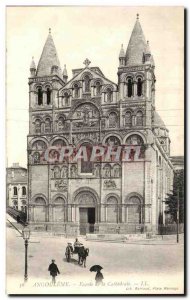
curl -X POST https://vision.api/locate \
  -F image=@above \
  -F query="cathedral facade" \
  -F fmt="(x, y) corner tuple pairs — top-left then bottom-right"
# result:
(27, 16), (174, 235)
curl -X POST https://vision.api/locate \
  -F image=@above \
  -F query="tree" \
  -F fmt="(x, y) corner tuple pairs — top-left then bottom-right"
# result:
(165, 170), (184, 223)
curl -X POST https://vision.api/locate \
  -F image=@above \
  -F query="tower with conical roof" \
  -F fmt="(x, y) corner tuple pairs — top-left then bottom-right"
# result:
(27, 30), (67, 226)
(118, 14), (156, 130)
(117, 14), (170, 229)
(28, 29), (67, 136)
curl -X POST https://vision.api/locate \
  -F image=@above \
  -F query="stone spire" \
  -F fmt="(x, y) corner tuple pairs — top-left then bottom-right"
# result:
(125, 14), (147, 66)
(144, 40), (152, 63)
(119, 44), (125, 58)
(36, 29), (62, 77)
(63, 64), (68, 83)
(145, 40), (151, 55)
(119, 44), (125, 67)
(30, 57), (36, 76)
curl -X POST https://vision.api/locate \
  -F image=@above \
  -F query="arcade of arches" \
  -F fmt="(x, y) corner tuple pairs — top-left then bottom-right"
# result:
(29, 191), (146, 235)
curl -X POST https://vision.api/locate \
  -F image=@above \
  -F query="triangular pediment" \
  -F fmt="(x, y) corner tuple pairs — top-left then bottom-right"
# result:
(59, 66), (117, 93)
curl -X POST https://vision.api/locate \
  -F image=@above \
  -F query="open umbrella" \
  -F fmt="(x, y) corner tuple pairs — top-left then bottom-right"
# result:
(90, 265), (103, 272)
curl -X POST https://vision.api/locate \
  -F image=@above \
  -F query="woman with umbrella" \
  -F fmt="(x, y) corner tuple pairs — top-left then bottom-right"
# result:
(90, 265), (104, 286)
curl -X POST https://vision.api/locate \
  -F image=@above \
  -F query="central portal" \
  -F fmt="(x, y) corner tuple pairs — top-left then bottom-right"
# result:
(79, 207), (95, 235)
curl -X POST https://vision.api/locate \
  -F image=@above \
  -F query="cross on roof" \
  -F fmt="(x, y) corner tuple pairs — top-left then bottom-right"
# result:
(83, 58), (91, 67)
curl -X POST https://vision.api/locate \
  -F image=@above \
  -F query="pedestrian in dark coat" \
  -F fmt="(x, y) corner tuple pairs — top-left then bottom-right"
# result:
(48, 259), (60, 285)
(95, 270), (104, 286)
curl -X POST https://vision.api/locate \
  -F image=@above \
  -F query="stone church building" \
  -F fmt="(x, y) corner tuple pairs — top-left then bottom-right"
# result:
(27, 15), (174, 235)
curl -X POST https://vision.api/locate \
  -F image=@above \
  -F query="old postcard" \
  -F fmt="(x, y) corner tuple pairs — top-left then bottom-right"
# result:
(6, 6), (184, 295)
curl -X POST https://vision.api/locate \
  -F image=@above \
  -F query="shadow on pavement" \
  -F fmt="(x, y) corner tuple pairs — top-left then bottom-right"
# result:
(62, 257), (79, 266)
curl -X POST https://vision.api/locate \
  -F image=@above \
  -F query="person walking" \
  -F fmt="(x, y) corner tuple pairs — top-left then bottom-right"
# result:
(48, 259), (60, 285)
(95, 270), (104, 286)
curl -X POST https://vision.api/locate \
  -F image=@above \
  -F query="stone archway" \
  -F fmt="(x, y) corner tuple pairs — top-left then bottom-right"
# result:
(73, 188), (99, 235)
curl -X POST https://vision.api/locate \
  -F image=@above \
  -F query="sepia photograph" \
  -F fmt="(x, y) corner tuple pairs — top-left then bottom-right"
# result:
(6, 6), (184, 295)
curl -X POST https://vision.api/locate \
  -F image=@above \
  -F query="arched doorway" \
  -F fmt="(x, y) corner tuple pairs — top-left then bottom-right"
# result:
(74, 190), (97, 235)
(125, 195), (142, 224)
(34, 197), (46, 222)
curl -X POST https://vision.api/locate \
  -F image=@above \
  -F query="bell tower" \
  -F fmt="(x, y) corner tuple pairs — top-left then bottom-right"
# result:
(28, 29), (67, 135)
(118, 14), (156, 129)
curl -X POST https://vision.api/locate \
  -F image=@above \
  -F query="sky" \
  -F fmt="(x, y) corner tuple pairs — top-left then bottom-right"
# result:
(6, 6), (184, 168)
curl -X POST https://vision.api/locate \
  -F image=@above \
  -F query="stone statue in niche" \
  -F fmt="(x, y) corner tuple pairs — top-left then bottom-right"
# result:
(104, 165), (111, 178)
(104, 179), (117, 189)
(113, 165), (120, 177)
(105, 136), (120, 146)
(139, 145), (145, 159)
(109, 112), (117, 128)
(126, 134), (143, 145)
(33, 152), (40, 164)
(32, 140), (46, 150)
(54, 166), (61, 178)
(49, 149), (60, 161)
(129, 148), (136, 161)
(83, 109), (90, 126)
(62, 166), (68, 178)
(93, 164), (100, 177)
(70, 165), (78, 178)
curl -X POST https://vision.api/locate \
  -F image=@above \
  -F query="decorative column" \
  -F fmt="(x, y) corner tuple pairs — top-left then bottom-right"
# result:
(79, 87), (82, 98)
(123, 83), (127, 98)
(43, 91), (46, 105)
(100, 203), (105, 222)
(119, 82), (122, 99)
(133, 81), (137, 97)
(91, 86), (94, 96)
(68, 204), (72, 222)
(132, 115), (136, 126)
(69, 120), (72, 144)
(119, 100), (122, 127)
(103, 92), (106, 102)
(121, 160), (125, 223)
(46, 205), (49, 222)
(30, 205), (34, 222)
(49, 204), (53, 222)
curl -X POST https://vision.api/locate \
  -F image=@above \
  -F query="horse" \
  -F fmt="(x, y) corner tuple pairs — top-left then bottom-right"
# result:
(78, 246), (89, 268)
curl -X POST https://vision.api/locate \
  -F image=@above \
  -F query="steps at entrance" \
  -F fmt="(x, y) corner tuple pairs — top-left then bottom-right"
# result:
(86, 233), (153, 242)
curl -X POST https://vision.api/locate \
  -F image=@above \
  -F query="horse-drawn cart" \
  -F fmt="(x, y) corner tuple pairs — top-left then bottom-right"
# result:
(65, 243), (89, 267)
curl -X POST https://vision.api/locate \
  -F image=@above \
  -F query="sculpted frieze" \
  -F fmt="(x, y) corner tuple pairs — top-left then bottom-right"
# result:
(124, 66), (145, 72)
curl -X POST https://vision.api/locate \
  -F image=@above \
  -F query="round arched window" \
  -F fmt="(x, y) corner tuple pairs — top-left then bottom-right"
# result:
(137, 78), (143, 96)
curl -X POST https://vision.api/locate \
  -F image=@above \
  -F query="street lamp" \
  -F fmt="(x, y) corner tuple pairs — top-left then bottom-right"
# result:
(22, 226), (30, 282)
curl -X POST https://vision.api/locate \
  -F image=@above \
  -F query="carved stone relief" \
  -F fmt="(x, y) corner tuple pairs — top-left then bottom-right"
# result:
(104, 179), (117, 189)
(72, 103), (100, 129)
(70, 165), (78, 178)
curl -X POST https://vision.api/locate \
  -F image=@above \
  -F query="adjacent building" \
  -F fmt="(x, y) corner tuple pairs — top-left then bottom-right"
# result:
(27, 15), (174, 235)
(6, 163), (27, 213)
(170, 156), (184, 171)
